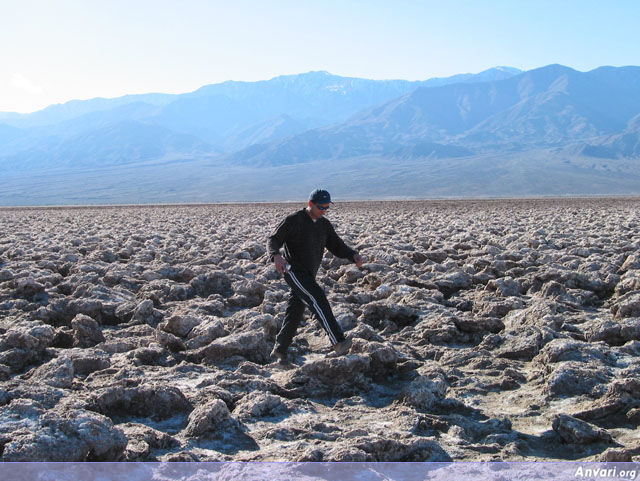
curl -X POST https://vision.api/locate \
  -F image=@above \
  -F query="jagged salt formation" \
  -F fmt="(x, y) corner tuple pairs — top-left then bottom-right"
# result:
(0, 199), (639, 461)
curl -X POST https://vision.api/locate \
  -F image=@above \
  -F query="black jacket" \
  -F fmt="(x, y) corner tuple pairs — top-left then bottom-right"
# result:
(267, 208), (357, 277)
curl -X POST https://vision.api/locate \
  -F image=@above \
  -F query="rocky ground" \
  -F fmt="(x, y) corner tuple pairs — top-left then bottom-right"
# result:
(1, 198), (640, 462)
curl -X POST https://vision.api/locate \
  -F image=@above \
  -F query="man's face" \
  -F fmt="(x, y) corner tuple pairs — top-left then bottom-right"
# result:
(308, 201), (330, 219)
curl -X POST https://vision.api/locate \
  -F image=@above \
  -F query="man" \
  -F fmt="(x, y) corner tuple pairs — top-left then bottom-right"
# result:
(267, 189), (363, 362)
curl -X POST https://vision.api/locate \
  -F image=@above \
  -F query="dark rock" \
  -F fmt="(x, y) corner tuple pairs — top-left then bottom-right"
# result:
(600, 447), (640, 462)
(620, 254), (640, 273)
(232, 392), (289, 421)
(535, 338), (616, 365)
(544, 361), (612, 398)
(503, 299), (559, 330)
(114, 302), (137, 323)
(348, 323), (384, 342)
(228, 280), (267, 308)
(348, 437), (451, 462)
(298, 355), (370, 386)
(0, 381), (67, 409)
(574, 378), (640, 421)
(435, 271), (472, 296)
(160, 313), (200, 338)
(71, 314), (105, 348)
(13, 277), (45, 300)
(495, 326), (556, 361)
(485, 276), (522, 297)
(127, 344), (172, 366)
(154, 330), (186, 352)
(400, 372), (448, 411)
(182, 399), (240, 437)
(158, 451), (200, 462)
(626, 407), (640, 424)
(0, 399), (127, 461)
(66, 348), (111, 375)
(188, 331), (270, 364)
(51, 327), (74, 348)
(350, 339), (399, 379)
(87, 383), (192, 420)
(0, 321), (55, 352)
(473, 296), (524, 318)
(552, 414), (614, 444)
(0, 268), (14, 282)
(612, 293), (640, 319)
(454, 316), (504, 334)
(28, 355), (74, 389)
(190, 271), (233, 298)
(186, 317), (227, 349)
(585, 318), (640, 345)
(120, 422), (179, 461)
(275, 355), (370, 398)
(132, 300), (163, 326)
(155, 266), (196, 283)
(614, 272), (640, 297)
(0, 321), (56, 372)
(359, 302), (419, 329)
(424, 250), (448, 263)
(4, 198), (640, 462)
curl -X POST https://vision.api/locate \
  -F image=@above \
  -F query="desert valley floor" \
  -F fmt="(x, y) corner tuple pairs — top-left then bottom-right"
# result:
(1, 198), (640, 462)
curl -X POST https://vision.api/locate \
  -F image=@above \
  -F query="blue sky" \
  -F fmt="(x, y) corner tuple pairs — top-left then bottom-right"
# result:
(1, 0), (639, 113)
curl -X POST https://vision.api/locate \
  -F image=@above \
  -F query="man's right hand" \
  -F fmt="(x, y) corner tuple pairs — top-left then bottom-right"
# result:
(274, 254), (288, 275)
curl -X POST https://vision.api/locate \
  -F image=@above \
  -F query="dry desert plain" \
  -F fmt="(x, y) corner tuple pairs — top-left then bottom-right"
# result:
(1, 198), (640, 462)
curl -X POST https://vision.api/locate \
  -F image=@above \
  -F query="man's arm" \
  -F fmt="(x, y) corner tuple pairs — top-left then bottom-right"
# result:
(267, 217), (289, 260)
(267, 217), (292, 274)
(326, 222), (363, 267)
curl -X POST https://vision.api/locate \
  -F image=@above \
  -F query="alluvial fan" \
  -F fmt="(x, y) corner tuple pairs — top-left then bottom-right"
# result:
(0, 198), (640, 461)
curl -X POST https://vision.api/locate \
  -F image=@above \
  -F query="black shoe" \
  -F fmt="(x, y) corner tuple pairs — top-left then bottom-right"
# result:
(271, 346), (288, 362)
(333, 338), (352, 355)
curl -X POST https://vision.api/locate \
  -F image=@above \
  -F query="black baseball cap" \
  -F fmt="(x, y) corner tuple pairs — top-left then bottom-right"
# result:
(309, 189), (333, 204)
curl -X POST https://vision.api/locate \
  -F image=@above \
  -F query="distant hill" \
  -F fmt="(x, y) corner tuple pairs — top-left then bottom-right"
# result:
(3, 64), (640, 205)
(0, 124), (23, 146)
(0, 67), (523, 172)
(224, 114), (320, 151)
(0, 93), (176, 129)
(0, 120), (215, 173)
(420, 66), (523, 87)
(227, 65), (640, 165)
(575, 114), (640, 159)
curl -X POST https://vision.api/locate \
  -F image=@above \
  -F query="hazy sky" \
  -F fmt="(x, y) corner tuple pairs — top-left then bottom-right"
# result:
(2, 0), (639, 113)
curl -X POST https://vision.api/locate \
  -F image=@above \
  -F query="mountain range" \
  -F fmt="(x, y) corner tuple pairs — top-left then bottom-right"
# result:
(226, 64), (640, 166)
(1, 65), (640, 204)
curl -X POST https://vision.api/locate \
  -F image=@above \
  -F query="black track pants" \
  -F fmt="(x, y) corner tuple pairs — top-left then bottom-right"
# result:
(275, 269), (346, 350)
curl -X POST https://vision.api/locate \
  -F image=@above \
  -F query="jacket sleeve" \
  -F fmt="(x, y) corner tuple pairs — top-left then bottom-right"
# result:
(267, 216), (292, 261)
(325, 221), (357, 261)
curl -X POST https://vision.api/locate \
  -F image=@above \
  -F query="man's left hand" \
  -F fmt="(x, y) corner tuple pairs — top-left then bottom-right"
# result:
(354, 254), (364, 268)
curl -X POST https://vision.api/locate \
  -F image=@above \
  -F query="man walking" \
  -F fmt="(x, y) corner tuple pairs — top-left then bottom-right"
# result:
(267, 189), (363, 362)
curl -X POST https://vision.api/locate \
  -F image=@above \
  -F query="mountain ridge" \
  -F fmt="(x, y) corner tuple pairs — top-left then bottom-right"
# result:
(225, 64), (640, 166)
(2, 64), (640, 204)
(0, 66), (526, 170)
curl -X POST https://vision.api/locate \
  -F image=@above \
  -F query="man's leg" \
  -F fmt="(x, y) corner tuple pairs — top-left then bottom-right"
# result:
(274, 293), (306, 354)
(284, 270), (346, 346)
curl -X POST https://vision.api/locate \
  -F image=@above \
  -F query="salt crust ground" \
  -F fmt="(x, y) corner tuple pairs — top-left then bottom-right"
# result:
(1, 198), (640, 462)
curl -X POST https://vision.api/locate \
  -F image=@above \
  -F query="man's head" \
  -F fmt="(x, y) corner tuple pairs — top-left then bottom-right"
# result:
(309, 189), (332, 204)
(307, 188), (333, 219)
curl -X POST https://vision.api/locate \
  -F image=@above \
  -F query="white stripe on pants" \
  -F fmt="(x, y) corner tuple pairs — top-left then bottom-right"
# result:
(287, 271), (339, 344)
